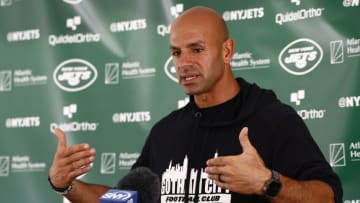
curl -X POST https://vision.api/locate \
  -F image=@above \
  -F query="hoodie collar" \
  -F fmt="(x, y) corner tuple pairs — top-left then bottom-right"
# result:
(188, 77), (279, 127)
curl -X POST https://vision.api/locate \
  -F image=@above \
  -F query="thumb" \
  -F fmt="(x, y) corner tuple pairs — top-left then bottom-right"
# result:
(54, 128), (67, 150)
(239, 127), (253, 153)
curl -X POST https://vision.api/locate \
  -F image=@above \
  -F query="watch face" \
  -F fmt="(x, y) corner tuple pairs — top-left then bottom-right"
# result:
(266, 181), (282, 197)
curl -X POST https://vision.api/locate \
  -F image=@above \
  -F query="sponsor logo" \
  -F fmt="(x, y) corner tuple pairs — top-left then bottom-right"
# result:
(101, 190), (133, 200)
(63, 104), (77, 118)
(5, 116), (40, 128)
(101, 153), (116, 174)
(119, 152), (139, 169)
(110, 18), (147, 33)
(157, 24), (171, 37)
(329, 143), (346, 167)
(349, 141), (360, 161)
(279, 38), (323, 75)
(275, 8), (324, 25)
(170, 4), (184, 18)
(11, 155), (46, 172)
(50, 121), (98, 132)
(157, 4), (184, 37)
(120, 61), (156, 79)
(0, 71), (12, 91)
(330, 40), (344, 64)
(290, 89), (326, 120)
(101, 152), (139, 172)
(66, 16), (81, 31)
(7, 29), (40, 42)
(178, 97), (189, 109)
(0, 155), (46, 176)
(62, 0), (82, 4)
(231, 52), (271, 70)
(297, 109), (325, 120)
(223, 8), (265, 21)
(164, 56), (177, 83)
(48, 16), (100, 46)
(346, 38), (360, 57)
(343, 0), (359, 7)
(112, 111), (151, 123)
(53, 58), (98, 92)
(0, 156), (10, 176)
(50, 104), (98, 133)
(330, 141), (360, 167)
(330, 38), (360, 64)
(338, 96), (360, 108)
(105, 63), (119, 85)
(291, 0), (301, 6)
(290, 90), (305, 106)
(344, 200), (360, 203)
(13, 69), (47, 87)
(0, 0), (21, 7)
(0, 70), (47, 92)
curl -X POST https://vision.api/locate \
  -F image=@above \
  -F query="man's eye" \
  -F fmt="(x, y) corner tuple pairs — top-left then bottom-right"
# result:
(193, 48), (203, 53)
(171, 50), (181, 56)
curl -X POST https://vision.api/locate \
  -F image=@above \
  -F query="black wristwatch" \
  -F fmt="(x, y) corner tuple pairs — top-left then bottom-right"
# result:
(263, 170), (282, 198)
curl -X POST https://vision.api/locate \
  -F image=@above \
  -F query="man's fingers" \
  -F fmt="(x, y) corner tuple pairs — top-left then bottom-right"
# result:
(207, 156), (234, 167)
(238, 127), (253, 153)
(54, 128), (67, 150)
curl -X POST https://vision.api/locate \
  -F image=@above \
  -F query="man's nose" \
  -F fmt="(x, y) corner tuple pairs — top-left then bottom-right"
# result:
(175, 52), (193, 70)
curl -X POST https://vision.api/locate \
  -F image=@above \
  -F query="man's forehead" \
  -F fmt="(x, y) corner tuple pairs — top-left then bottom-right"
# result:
(170, 40), (206, 49)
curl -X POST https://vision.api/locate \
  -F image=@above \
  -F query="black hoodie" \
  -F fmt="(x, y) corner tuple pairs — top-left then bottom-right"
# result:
(133, 78), (343, 203)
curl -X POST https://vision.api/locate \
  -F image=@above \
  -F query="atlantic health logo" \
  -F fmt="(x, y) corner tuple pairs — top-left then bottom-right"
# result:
(0, 156), (10, 176)
(53, 59), (98, 92)
(101, 153), (116, 174)
(279, 38), (323, 75)
(329, 143), (346, 167)
(330, 40), (344, 64)
(104, 63), (119, 85)
(0, 71), (11, 91)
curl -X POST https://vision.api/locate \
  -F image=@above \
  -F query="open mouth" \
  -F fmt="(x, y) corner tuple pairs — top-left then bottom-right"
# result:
(185, 75), (197, 81)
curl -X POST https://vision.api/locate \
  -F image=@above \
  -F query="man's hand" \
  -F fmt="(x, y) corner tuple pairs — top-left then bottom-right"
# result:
(205, 127), (271, 195)
(49, 128), (96, 189)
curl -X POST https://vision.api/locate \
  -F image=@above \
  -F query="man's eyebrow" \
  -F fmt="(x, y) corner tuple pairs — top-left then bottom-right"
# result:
(187, 41), (205, 48)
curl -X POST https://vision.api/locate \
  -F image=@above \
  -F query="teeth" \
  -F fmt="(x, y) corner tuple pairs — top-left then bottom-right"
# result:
(185, 76), (195, 81)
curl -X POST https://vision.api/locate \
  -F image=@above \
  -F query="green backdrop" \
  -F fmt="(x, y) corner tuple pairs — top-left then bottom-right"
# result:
(0, 0), (359, 202)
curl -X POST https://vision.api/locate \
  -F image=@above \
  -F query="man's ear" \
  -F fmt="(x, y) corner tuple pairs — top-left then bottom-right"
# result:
(223, 38), (234, 64)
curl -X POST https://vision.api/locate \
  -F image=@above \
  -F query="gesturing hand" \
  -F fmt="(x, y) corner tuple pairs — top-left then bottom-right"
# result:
(49, 128), (96, 189)
(205, 127), (271, 195)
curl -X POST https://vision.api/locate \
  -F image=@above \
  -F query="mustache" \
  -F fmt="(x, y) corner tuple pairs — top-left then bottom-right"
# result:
(177, 65), (199, 76)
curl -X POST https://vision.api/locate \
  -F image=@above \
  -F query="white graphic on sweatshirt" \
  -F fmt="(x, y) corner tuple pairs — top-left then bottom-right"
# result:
(161, 155), (231, 203)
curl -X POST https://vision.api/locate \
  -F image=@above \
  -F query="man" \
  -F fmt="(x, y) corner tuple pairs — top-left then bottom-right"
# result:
(48, 6), (343, 203)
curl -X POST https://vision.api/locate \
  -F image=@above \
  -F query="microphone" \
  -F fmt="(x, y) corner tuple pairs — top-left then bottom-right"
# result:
(117, 167), (160, 203)
(99, 167), (160, 203)
(99, 189), (138, 203)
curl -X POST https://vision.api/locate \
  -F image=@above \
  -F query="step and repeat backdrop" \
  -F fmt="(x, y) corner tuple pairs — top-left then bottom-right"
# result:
(0, 0), (359, 202)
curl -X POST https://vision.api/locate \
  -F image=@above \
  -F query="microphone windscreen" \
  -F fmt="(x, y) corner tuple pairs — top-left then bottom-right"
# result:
(117, 167), (160, 203)
(99, 189), (138, 203)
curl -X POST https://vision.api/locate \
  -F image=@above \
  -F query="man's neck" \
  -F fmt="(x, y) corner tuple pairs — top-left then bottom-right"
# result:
(194, 79), (240, 108)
